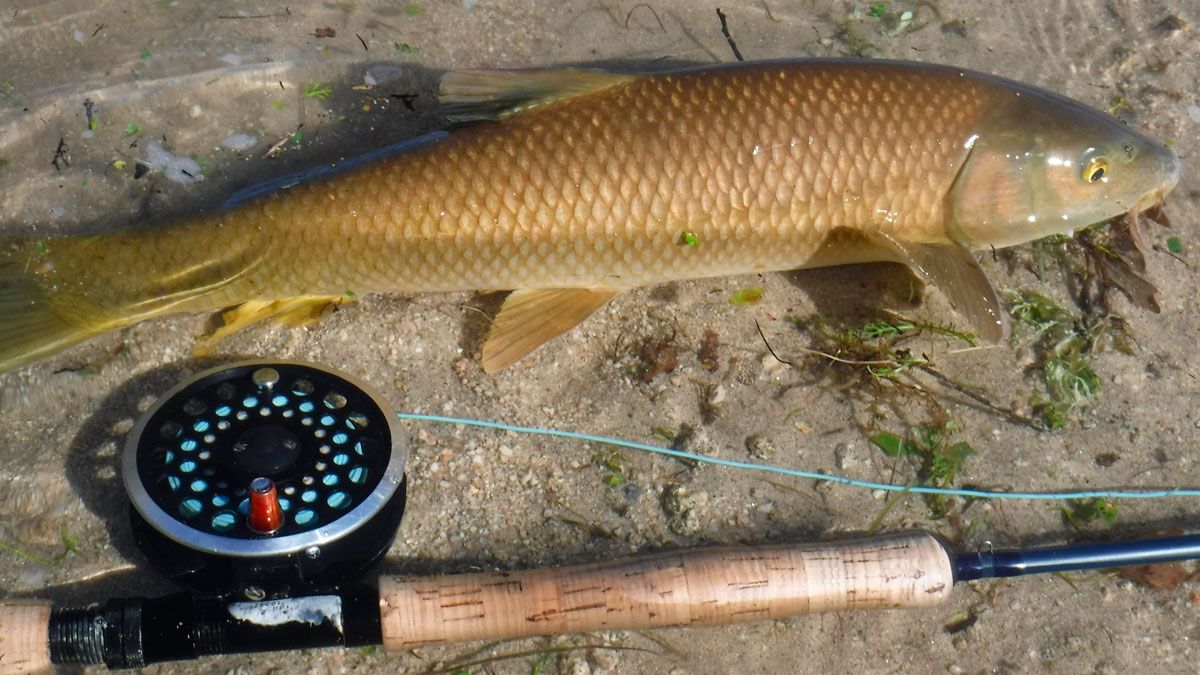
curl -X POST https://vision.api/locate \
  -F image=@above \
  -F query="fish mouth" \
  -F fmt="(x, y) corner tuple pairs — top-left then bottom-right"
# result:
(1122, 147), (1181, 243)
(1128, 181), (1176, 228)
(1134, 147), (1182, 216)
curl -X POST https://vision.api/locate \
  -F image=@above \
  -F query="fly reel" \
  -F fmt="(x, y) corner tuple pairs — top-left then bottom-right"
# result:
(122, 361), (408, 598)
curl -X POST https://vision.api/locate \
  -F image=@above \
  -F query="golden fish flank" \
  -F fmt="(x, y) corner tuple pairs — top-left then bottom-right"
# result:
(0, 60), (1181, 373)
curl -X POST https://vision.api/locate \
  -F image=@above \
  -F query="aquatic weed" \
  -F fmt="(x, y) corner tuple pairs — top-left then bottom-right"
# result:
(0, 523), (78, 565)
(593, 449), (627, 486)
(729, 286), (764, 306)
(0, 78), (25, 108)
(785, 314), (975, 390)
(839, 0), (932, 54)
(304, 83), (333, 101)
(1006, 290), (1130, 429)
(870, 418), (977, 518)
(630, 332), (678, 383)
(1058, 497), (1118, 530)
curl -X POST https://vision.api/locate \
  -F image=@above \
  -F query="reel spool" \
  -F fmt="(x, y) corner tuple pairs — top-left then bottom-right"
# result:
(122, 361), (408, 599)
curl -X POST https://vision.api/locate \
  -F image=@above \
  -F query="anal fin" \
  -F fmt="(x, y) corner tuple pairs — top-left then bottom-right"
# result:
(482, 288), (618, 373)
(816, 227), (1008, 342)
(194, 295), (349, 353)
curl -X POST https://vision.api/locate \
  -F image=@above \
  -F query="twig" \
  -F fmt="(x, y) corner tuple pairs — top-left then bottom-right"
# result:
(755, 320), (794, 367)
(715, 8), (744, 61)
(50, 137), (69, 170)
(916, 364), (1041, 430)
(946, 344), (1000, 355)
(759, 0), (781, 22)
(634, 631), (686, 660)
(624, 3), (666, 31)
(356, 33), (368, 51)
(794, 348), (897, 367)
(217, 9), (291, 19)
(424, 643), (668, 675)
(263, 124), (302, 159)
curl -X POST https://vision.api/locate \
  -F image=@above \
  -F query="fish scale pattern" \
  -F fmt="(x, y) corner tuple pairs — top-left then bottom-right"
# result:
(40, 62), (996, 319)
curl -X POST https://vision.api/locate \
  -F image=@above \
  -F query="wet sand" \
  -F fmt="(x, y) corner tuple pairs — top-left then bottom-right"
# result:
(1, 1), (1199, 672)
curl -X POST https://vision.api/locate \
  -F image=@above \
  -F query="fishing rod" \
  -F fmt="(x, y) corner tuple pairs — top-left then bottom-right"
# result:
(2, 361), (1199, 673)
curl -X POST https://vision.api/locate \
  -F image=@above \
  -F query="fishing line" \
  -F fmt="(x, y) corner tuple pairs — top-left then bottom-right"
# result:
(395, 412), (1200, 501)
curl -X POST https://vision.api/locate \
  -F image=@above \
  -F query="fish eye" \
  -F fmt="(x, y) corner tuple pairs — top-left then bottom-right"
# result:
(1081, 155), (1109, 184)
(1123, 143), (1136, 159)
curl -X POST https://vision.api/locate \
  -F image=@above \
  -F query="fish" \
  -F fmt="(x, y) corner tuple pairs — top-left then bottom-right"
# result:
(0, 59), (1181, 373)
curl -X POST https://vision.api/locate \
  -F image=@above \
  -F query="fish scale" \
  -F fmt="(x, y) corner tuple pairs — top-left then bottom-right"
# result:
(0, 60), (1179, 372)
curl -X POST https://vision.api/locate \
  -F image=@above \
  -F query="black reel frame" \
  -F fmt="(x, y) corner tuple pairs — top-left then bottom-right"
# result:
(121, 361), (409, 599)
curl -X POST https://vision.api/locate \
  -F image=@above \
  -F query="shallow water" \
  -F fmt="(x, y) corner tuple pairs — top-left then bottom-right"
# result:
(1, 1), (1199, 672)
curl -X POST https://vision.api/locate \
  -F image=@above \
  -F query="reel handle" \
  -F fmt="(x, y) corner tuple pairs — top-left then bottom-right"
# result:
(379, 531), (953, 649)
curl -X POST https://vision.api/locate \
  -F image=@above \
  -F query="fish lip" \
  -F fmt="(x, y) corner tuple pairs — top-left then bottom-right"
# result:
(1127, 147), (1181, 217)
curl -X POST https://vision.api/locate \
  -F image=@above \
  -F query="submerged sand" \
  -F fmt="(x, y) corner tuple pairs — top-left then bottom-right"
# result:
(1, 0), (1199, 672)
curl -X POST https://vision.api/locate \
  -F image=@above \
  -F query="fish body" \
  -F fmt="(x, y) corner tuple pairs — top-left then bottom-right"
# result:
(0, 60), (1180, 372)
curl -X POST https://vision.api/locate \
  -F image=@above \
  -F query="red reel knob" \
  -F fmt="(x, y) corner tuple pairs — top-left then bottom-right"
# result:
(247, 477), (284, 534)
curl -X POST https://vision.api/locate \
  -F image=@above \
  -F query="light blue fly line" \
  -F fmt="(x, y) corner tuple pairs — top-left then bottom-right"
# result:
(394, 412), (1200, 501)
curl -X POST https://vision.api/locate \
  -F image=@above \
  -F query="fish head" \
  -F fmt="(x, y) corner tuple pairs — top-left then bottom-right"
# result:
(948, 87), (1180, 249)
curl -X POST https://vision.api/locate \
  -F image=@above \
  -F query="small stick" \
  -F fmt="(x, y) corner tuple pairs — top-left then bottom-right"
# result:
(217, 9), (291, 20)
(50, 138), (69, 171)
(716, 8), (744, 61)
(759, 0), (782, 22)
(624, 3), (666, 31)
(754, 320), (795, 367)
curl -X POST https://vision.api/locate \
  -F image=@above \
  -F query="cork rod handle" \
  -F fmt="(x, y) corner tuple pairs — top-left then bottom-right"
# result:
(0, 601), (52, 674)
(379, 531), (954, 649)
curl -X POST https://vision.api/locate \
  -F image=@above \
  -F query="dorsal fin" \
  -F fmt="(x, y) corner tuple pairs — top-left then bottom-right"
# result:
(439, 68), (638, 122)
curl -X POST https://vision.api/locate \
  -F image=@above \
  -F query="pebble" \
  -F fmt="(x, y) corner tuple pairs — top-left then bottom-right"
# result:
(662, 485), (708, 536)
(745, 434), (777, 459)
(559, 652), (591, 675)
(221, 132), (257, 151)
(588, 649), (620, 670)
(834, 443), (858, 470)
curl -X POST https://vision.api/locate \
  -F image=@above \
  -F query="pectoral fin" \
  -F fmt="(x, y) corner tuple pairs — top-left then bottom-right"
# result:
(482, 288), (618, 373)
(195, 295), (349, 353)
(816, 227), (1007, 342)
(869, 232), (1007, 342)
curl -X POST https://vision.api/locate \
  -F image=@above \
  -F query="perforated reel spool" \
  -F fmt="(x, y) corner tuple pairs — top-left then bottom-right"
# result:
(122, 361), (408, 598)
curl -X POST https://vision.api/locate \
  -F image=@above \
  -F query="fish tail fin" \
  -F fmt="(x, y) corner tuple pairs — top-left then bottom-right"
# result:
(0, 239), (107, 372)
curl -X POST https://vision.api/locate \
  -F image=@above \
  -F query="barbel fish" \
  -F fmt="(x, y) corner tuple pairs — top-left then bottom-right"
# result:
(0, 59), (1181, 373)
